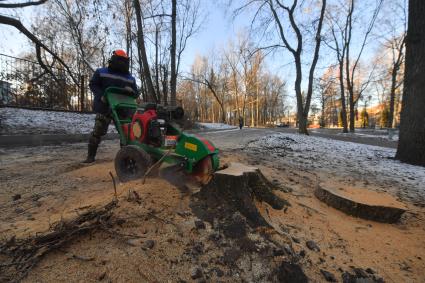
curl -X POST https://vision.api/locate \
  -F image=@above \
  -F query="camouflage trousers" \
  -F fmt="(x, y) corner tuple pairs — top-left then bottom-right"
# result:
(88, 113), (112, 146)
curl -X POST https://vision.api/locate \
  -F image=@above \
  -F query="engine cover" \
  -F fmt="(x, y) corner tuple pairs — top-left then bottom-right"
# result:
(129, 109), (158, 143)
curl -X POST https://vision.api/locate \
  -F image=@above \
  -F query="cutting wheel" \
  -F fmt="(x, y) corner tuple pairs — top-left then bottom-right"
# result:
(192, 156), (214, 185)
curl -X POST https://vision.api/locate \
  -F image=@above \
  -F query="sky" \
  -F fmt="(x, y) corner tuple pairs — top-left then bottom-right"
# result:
(0, 2), (241, 66)
(0, 0), (401, 111)
(0, 1), (291, 78)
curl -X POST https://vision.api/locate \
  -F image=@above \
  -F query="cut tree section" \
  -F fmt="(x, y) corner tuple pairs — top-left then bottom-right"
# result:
(198, 162), (288, 227)
(315, 185), (407, 223)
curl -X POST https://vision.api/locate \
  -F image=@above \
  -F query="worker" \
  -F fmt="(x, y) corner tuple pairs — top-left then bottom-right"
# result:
(239, 116), (244, 130)
(83, 49), (138, 163)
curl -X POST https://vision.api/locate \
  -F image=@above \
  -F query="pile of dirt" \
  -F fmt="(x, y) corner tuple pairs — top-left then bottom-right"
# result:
(189, 162), (306, 282)
(0, 160), (309, 282)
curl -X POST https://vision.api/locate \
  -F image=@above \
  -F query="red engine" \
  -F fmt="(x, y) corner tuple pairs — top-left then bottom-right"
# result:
(128, 109), (162, 145)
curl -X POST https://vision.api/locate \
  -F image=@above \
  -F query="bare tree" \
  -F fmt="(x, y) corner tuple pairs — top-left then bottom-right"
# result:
(345, 0), (383, 132)
(315, 70), (337, 128)
(133, 0), (158, 103)
(169, 0), (177, 106)
(0, 0), (47, 8)
(0, 14), (78, 85)
(326, 0), (383, 132)
(325, 0), (355, 133)
(184, 70), (226, 123)
(395, 0), (425, 166)
(270, 0), (327, 134)
(379, 0), (407, 128)
(235, 0), (327, 134)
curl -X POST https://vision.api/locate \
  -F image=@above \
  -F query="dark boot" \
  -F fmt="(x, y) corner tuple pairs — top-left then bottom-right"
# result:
(82, 143), (98, 163)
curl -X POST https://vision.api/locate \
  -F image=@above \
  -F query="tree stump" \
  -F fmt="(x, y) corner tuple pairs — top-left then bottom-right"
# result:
(315, 185), (407, 223)
(192, 162), (288, 227)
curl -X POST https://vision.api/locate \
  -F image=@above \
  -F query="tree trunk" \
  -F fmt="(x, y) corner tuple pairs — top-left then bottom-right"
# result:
(349, 91), (355, 132)
(162, 65), (168, 105)
(338, 60), (349, 133)
(155, 26), (161, 103)
(170, 0), (177, 106)
(298, 114), (308, 135)
(133, 0), (157, 103)
(256, 84), (259, 126)
(294, 57), (308, 134)
(387, 39), (405, 128)
(387, 67), (398, 128)
(220, 104), (226, 123)
(303, 0), (326, 132)
(396, 0), (425, 166)
(320, 92), (326, 127)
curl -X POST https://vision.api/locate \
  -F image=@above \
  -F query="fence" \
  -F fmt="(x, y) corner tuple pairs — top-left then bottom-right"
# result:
(0, 53), (92, 112)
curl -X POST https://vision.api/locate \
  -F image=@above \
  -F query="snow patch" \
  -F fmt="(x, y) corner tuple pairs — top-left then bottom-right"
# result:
(195, 122), (237, 130)
(247, 133), (425, 203)
(0, 107), (117, 135)
(353, 132), (399, 141)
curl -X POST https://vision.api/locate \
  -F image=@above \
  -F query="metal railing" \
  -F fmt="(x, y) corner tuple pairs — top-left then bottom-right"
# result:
(0, 53), (92, 112)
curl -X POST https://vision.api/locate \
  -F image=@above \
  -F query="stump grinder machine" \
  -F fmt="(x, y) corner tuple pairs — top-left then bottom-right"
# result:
(105, 87), (219, 184)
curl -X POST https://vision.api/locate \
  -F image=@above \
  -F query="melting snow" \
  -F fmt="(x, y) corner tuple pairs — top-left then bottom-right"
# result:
(196, 122), (238, 130)
(0, 107), (117, 135)
(247, 133), (425, 204)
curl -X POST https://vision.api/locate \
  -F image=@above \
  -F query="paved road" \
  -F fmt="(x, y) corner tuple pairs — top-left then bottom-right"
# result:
(200, 128), (276, 150)
(0, 125), (397, 149)
(200, 127), (397, 150)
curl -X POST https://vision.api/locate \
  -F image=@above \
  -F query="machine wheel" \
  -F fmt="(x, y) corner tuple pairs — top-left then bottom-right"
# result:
(193, 156), (214, 185)
(115, 145), (152, 182)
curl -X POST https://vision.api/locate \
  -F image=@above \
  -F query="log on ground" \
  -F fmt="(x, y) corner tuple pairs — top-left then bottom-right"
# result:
(314, 185), (407, 223)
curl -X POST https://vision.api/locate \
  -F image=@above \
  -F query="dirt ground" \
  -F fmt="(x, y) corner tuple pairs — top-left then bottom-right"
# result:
(1, 135), (424, 282)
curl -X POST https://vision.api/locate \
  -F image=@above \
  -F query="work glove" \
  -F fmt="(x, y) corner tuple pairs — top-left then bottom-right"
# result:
(123, 86), (137, 97)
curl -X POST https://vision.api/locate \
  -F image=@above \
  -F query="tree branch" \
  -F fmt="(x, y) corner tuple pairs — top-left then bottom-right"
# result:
(0, 14), (78, 85)
(0, 0), (47, 8)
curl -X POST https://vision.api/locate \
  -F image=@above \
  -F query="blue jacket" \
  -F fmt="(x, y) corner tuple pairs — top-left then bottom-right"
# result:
(89, 67), (138, 114)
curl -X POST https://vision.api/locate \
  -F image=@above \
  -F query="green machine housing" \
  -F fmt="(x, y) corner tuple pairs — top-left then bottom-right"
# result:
(104, 87), (219, 182)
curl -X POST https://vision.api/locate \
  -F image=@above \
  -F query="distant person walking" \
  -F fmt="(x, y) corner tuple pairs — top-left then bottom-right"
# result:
(239, 117), (244, 130)
(83, 49), (138, 163)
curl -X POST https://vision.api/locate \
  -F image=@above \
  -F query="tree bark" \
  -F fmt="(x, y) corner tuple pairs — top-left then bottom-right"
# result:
(346, 0), (355, 132)
(395, 0), (425, 166)
(338, 59), (349, 133)
(155, 26), (161, 102)
(387, 37), (405, 128)
(349, 92), (355, 132)
(162, 65), (168, 105)
(133, 0), (158, 103)
(388, 66), (398, 128)
(170, 0), (177, 106)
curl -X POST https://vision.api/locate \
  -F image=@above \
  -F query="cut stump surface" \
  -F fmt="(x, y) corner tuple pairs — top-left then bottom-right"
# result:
(315, 185), (407, 223)
(192, 162), (288, 227)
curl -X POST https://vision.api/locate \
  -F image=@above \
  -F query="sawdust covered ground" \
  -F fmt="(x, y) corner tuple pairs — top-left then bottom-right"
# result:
(1, 139), (425, 282)
(227, 150), (425, 283)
